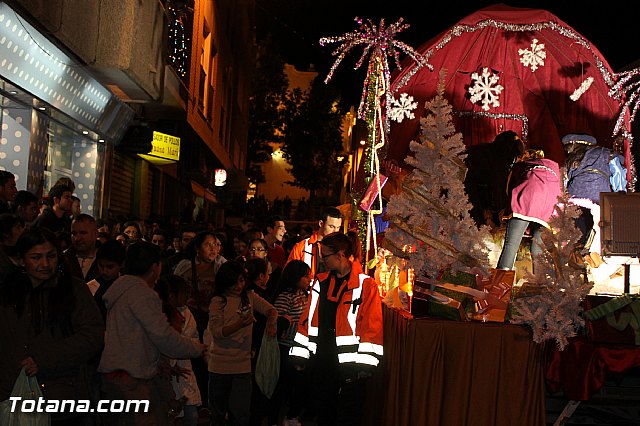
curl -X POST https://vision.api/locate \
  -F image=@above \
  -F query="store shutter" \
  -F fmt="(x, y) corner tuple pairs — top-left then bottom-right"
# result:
(109, 152), (136, 216)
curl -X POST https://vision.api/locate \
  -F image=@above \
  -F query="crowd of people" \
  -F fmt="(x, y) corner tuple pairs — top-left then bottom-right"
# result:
(0, 172), (384, 426)
(0, 129), (625, 425)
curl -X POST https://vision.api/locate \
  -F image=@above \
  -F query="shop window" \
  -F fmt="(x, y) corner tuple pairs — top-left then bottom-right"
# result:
(0, 103), (103, 213)
(0, 104), (31, 189)
(45, 123), (103, 214)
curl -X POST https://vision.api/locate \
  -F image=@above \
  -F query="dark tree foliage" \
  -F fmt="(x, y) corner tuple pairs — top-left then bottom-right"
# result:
(281, 77), (346, 198)
(247, 36), (288, 185)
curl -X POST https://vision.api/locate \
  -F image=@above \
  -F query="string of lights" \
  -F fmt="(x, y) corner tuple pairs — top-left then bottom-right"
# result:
(167, 4), (191, 80)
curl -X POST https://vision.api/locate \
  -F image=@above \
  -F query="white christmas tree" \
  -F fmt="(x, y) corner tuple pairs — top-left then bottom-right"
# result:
(385, 70), (492, 279)
(510, 196), (594, 350)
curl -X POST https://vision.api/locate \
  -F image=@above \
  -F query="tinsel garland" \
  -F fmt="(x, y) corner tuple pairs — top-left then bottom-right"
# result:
(609, 67), (640, 190)
(454, 110), (530, 142)
(394, 19), (615, 92)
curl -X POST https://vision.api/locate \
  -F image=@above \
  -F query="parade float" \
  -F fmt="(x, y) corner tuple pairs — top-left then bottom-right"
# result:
(323, 2), (636, 340)
(320, 4), (640, 425)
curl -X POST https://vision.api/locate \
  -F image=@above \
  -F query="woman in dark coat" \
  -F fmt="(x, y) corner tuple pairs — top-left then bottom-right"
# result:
(0, 228), (104, 424)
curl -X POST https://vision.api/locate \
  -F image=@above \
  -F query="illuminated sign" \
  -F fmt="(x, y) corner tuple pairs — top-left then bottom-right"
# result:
(150, 131), (180, 161)
(139, 131), (180, 165)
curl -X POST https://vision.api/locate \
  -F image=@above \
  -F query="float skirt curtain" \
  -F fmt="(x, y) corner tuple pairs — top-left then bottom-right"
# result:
(363, 306), (546, 426)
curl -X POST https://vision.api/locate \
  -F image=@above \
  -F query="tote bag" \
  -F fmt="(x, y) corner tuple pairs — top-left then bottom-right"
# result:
(255, 331), (280, 399)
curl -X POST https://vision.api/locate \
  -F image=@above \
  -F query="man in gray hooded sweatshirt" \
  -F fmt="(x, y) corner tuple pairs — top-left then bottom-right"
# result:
(99, 241), (206, 425)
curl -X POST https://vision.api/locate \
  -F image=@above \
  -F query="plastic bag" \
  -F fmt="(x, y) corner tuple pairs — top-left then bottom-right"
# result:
(255, 331), (280, 399)
(0, 368), (50, 426)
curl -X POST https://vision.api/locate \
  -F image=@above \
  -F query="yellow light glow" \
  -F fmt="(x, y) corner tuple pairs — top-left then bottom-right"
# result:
(271, 149), (284, 160)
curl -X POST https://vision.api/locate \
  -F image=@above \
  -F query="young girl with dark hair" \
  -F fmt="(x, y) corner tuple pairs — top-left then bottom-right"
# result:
(244, 257), (276, 426)
(207, 260), (277, 426)
(272, 260), (312, 426)
(247, 237), (284, 304)
(174, 231), (227, 327)
(247, 238), (268, 261)
(156, 274), (202, 426)
(244, 257), (271, 299)
(122, 220), (143, 241)
(174, 231), (228, 409)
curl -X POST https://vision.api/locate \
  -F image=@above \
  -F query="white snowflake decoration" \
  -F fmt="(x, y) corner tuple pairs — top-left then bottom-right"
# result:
(570, 76), (594, 101)
(389, 93), (418, 123)
(468, 68), (504, 111)
(518, 38), (546, 72)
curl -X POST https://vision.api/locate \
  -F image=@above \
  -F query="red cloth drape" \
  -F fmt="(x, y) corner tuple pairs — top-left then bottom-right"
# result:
(544, 336), (640, 401)
(387, 4), (632, 186)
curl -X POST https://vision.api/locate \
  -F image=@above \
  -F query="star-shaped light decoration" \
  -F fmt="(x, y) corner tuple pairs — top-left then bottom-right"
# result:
(320, 17), (431, 134)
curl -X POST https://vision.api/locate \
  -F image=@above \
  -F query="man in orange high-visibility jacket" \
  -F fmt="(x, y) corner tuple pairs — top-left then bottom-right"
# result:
(289, 232), (383, 426)
(286, 206), (344, 281)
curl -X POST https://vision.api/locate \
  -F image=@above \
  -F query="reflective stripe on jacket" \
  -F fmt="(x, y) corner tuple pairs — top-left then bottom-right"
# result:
(286, 232), (319, 278)
(289, 261), (383, 367)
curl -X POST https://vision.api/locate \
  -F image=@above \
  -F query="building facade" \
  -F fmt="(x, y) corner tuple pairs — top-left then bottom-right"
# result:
(0, 0), (254, 225)
(0, 0), (135, 214)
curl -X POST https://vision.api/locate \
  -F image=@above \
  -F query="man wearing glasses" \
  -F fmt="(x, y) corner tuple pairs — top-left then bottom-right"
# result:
(286, 207), (344, 280)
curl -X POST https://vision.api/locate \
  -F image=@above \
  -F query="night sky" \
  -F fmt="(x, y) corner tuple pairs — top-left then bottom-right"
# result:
(256, 0), (640, 105)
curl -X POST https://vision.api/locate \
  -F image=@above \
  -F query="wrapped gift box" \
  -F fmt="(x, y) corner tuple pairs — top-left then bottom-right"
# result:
(584, 295), (640, 346)
(411, 290), (468, 321)
(472, 269), (516, 323)
(436, 270), (477, 318)
(412, 270), (477, 321)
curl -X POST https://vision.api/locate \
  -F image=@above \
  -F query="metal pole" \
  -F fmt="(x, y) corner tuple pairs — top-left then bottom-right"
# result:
(624, 263), (631, 294)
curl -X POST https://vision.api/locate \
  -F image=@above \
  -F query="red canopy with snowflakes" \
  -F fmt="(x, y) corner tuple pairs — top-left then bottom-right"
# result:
(386, 4), (632, 184)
